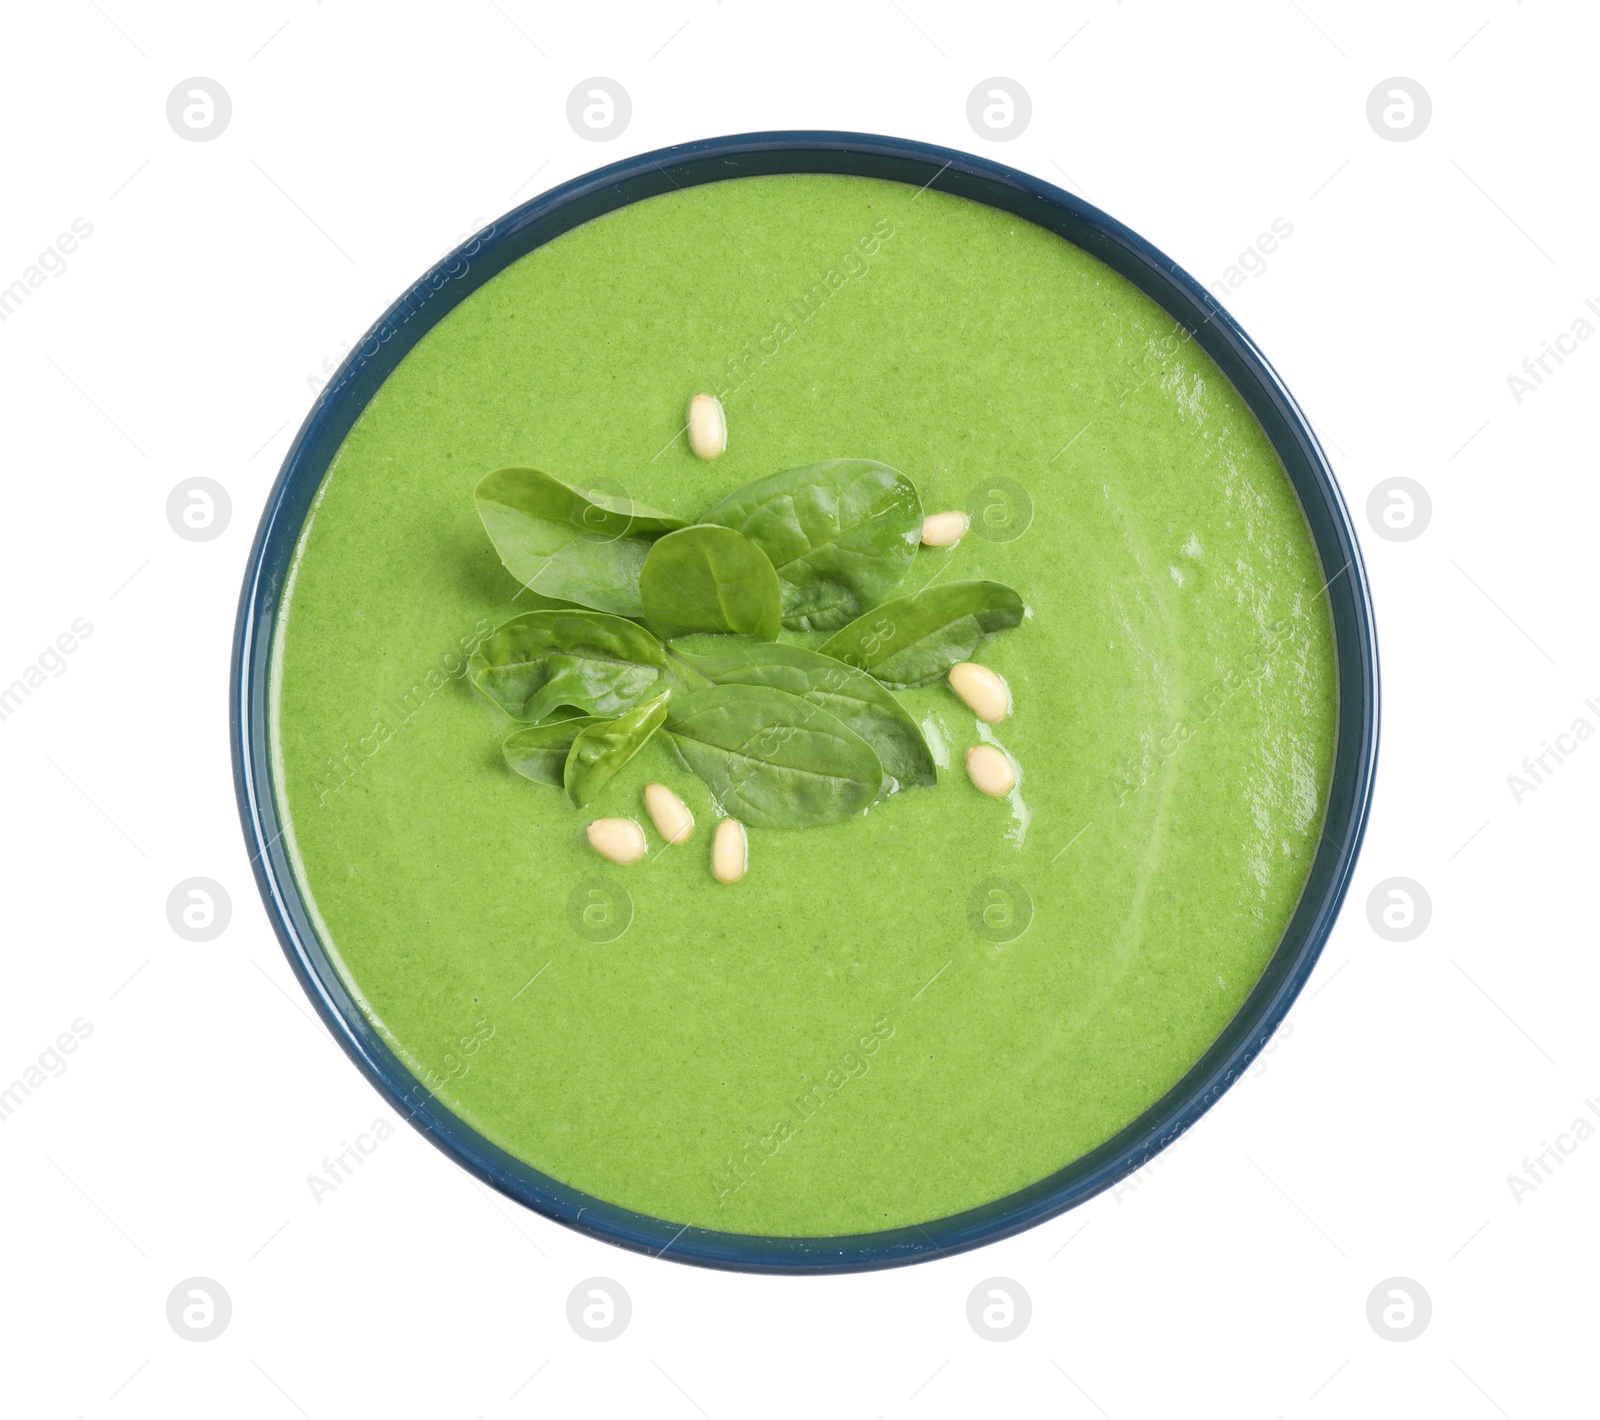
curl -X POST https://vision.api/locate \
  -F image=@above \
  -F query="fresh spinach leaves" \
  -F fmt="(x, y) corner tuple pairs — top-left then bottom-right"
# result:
(667, 637), (935, 791)
(702, 459), (921, 631)
(468, 454), (1028, 861)
(564, 692), (671, 808)
(639, 525), (783, 641)
(819, 580), (1024, 688)
(502, 716), (599, 788)
(468, 610), (665, 722)
(475, 467), (684, 617)
(664, 684), (883, 829)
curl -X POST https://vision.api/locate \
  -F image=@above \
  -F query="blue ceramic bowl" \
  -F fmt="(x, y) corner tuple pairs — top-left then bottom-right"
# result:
(232, 131), (1379, 1274)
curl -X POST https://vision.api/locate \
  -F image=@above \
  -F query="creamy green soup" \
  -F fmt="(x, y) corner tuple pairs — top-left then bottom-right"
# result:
(271, 173), (1337, 1236)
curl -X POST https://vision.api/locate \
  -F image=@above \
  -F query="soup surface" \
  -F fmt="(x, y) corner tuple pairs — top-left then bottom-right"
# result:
(271, 173), (1337, 1235)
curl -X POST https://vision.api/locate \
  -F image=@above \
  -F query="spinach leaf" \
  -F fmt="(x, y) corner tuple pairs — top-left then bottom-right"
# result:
(502, 716), (600, 788)
(639, 525), (783, 641)
(819, 580), (1025, 689)
(701, 459), (922, 631)
(664, 684), (883, 829)
(475, 467), (686, 617)
(468, 610), (666, 722)
(667, 637), (935, 791)
(564, 692), (671, 808)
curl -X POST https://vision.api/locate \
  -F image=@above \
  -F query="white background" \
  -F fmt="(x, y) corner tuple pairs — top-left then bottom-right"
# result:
(1, 1), (1594, 1415)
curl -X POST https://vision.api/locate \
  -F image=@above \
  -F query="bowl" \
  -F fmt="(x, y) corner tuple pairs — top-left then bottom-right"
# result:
(231, 130), (1379, 1273)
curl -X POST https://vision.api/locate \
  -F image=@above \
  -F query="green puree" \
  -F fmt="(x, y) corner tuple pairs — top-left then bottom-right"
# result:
(271, 174), (1337, 1236)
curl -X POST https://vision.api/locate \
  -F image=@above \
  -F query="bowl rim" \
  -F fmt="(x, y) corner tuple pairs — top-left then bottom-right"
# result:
(231, 128), (1379, 1275)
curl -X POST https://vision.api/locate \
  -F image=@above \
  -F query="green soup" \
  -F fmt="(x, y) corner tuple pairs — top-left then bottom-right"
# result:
(271, 173), (1337, 1236)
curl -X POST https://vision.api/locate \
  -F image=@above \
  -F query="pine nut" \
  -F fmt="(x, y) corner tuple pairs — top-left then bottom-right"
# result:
(920, 510), (970, 547)
(644, 783), (695, 844)
(687, 392), (727, 460)
(713, 818), (747, 883)
(948, 662), (1011, 722)
(586, 817), (647, 864)
(965, 744), (1015, 797)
